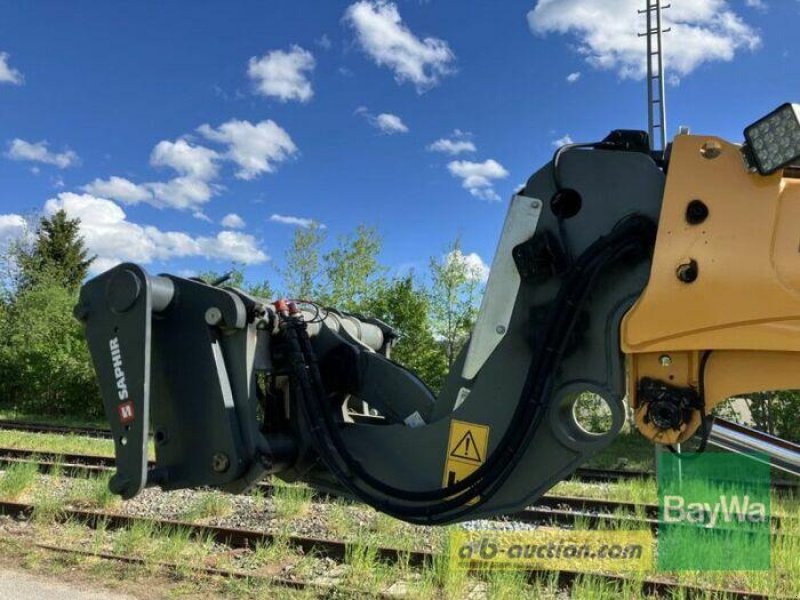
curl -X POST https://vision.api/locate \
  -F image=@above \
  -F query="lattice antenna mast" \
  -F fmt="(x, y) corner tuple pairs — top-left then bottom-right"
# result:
(639, 0), (671, 152)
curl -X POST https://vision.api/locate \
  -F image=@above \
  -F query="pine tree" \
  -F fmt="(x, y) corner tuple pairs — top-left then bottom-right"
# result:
(18, 210), (95, 290)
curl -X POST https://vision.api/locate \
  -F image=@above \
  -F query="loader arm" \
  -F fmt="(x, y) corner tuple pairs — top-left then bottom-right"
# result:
(76, 106), (800, 525)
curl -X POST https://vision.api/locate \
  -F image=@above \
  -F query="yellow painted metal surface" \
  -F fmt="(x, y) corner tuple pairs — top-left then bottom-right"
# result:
(622, 135), (800, 442)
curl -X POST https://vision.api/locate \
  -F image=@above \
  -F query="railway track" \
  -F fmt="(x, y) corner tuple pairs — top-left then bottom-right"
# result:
(0, 498), (780, 600)
(2, 419), (798, 492)
(0, 449), (794, 535)
(0, 419), (117, 439)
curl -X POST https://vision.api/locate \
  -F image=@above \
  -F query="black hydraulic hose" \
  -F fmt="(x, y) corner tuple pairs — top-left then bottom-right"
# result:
(288, 215), (656, 523)
(292, 216), (654, 522)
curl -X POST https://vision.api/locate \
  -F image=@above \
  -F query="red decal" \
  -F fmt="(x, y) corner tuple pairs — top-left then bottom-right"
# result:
(118, 401), (135, 424)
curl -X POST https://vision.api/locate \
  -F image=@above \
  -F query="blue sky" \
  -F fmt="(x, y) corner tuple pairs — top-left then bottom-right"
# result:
(1, 0), (798, 290)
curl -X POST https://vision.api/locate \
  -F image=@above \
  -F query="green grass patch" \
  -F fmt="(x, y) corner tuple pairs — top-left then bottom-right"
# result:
(0, 409), (108, 430)
(585, 433), (655, 471)
(0, 461), (38, 499)
(271, 483), (313, 520)
(0, 430), (155, 459)
(181, 490), (234, 522)
(67, 472), (118, 510)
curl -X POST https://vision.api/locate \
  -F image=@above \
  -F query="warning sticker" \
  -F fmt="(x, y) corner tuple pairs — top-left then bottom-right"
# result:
(442, 419), (490, 488)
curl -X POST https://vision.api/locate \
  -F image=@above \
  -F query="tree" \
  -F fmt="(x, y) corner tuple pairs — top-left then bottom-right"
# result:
(280, 224), (326, 299)
(429, 238), (484, 367)
(18, 210), (95, 291)
(0, 272), (100, 417)
(364, 276), (448, 392)
(321, 225), (385, 311)
(746, 391), (800, 442)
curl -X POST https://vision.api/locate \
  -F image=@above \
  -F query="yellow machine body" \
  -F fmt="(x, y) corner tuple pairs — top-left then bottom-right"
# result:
(622, 134), (800, 444)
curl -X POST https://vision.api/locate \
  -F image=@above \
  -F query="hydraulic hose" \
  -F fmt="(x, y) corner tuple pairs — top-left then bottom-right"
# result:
(286, 214), (656, 524)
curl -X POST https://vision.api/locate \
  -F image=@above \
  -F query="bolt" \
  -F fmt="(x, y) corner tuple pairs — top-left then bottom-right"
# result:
(205, 307), (223, 326)
(676, 260), (699, 284)
(659, 355), (672, 367)
(496, 325), (507, 335)
(531, 200), (541, 210)
(212, 453), (230, 473)
(700, 141), (722, 160)
(119, 436), (128, 447)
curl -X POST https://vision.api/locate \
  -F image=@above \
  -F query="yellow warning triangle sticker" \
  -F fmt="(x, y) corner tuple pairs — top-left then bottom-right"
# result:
(449, 431), (483, 463)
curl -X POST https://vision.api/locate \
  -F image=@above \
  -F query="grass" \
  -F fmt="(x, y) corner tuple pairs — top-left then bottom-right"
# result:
(0, 429), (112, 456)
(181, 490), (234, 522)
(418, 532), (472, 600)
(31, 491), (65, 524)
(2, 419), (798, 598)
(551, 478), (658, 505)
(585, 433), (656, 471)
(112, 519), (157, 558)
(0, 429), (156, 460)
(0, 524), (319, 599)
(271, 483), (313, 520)
(0, 461), (38, 499)
(0, 409), (109, 430)
(67, 472), (118, 509)
(484, 569), (535, 600)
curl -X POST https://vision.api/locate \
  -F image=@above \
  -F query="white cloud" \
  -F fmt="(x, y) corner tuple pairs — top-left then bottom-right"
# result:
(221, 213), (246, 229)
(198, 119), (298, 180)
(193, 211), (213, 223)
(146, 177), (216, 210)
(566, 71), (582, 83)
(316, 34), (333, 50)
(0, 52), (23, 85)
(745, 0), (767, 11)
(84, 174), (216, 212)
(528, 0), (760, 81)
(150, 138), (219, 180)
(552, 134), (574, 148)
(6, 139), (78, 169)
(344, 1), (455, 91)
(83, 176), (152, 204)
(374, 113), (408, 134)
(247, 45), (316, 103)
(356, 107), (408, 134)
(83, 120), (296, 213)
(428, 132), (476, 155)
(446, 249), (490, 283)
(44, 193), (267, 273)
(0, 214), (27, 248)
(270, 214), (326, 229)
(447, 159), (509, 202)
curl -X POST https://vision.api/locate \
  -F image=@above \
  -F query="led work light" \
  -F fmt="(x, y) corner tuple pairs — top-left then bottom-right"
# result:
(744, 103), (800, 175)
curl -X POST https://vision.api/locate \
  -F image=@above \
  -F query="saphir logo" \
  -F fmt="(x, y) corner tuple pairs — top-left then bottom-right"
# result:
(110, 337), (134, 424)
